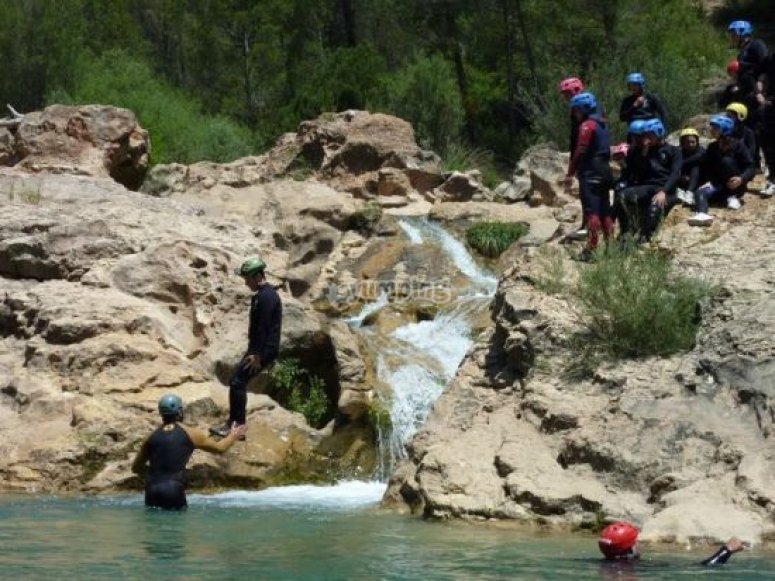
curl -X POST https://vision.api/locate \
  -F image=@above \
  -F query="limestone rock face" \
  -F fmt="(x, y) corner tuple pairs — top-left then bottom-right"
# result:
(386, 194), (775, 546)
(0, 172), (375, 492)
(142, 110), (445, 208)
(13, 105), (150, 190)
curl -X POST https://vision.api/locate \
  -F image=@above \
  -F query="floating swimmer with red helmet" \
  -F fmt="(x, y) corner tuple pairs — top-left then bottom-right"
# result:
(597, 521), (746, 566)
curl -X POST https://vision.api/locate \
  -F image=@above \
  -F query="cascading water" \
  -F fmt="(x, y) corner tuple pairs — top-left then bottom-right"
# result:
(186, 217), (497, 507)
(350, 217), (498, 480)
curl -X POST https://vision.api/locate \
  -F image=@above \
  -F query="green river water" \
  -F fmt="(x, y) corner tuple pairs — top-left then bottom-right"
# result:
(1, 482), (773, 580)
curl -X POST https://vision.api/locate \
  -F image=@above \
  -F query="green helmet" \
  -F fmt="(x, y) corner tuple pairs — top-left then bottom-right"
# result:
(158, 394), (183, 417)
(236, 257), (266, 277)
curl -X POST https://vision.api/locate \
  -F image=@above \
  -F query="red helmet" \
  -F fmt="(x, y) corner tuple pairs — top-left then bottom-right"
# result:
(558, 77), (585, 96)
(726, 59), (740, 77)
(611, 143), (629, 157)
(598, 522), (639, 559)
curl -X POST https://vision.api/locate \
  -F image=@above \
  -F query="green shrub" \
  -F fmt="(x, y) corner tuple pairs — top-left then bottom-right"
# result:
(374, 51), (464, 152)
(268, 358), (332, 429)
(466, 221), (528, 258)
(576, 245), (711, 358)
(48, 49), (254, 165)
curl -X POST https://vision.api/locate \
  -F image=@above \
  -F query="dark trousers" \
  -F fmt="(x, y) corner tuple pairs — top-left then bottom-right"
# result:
(580, 178), (613, 250)
(228, 354), (275, 425)
(228, 355), (257, 425)
(616, 185), (676, 242)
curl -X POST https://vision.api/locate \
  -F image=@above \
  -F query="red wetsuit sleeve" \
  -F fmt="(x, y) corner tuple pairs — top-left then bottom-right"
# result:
(568, 119), (596, 177)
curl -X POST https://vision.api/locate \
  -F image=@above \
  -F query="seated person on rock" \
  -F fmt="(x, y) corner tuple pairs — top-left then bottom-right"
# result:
(688, 114), (756, 226)
(675, 128), (706, 206)
(132, 394), (246, 510)
(598, 521), (745, 566)
(564, 92), (614, 262)
(615, 118), (681, 243)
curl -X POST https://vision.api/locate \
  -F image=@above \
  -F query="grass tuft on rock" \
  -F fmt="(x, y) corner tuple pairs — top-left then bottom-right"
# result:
(466, 221), (528, 258)
(576, 245), (711, 358)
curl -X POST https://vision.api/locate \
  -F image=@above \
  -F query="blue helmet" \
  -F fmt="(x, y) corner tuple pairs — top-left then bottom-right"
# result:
(710, 114), (735, 137)
(158, 394), (183, 417)
(628, 119), (648, 135)
(569, 92), (597, 115)
(728, 20), (753, 37)
(643, 118), (666, 139)
(626, 72), (645, 86)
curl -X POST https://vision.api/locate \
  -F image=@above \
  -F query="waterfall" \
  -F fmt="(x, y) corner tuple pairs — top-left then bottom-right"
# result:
(348, 218), (497, 480)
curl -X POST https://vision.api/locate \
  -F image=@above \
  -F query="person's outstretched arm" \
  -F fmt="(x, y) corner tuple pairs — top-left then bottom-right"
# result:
(184, 423), (247, 454)
(701, 537), (745, 566)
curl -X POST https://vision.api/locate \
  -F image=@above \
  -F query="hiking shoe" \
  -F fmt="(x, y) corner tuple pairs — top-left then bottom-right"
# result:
(726, 196), (741, 210)
(761, 182), (775, 197)
(687, 212), (713, 226)
(575, 249), (596, 263)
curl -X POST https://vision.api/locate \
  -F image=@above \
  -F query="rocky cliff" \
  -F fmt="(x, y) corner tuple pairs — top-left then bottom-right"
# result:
(385, 193), (775, 546)
(1, 104), (773, 547)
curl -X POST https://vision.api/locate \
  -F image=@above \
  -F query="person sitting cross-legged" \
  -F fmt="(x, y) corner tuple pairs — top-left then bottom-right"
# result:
(688, 114), (756, 226)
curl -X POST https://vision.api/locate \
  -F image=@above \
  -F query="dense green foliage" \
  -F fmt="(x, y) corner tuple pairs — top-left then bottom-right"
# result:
(0, 0), (742, 165)
(576, 245), (711, 358)
(269, 358), (332, 429)
(466, 221), (528, 257)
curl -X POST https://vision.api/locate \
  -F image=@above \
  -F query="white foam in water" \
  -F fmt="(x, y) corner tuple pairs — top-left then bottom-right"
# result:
(392, 313), (473, 379)
(190, 480), (386, 510)
(397, 219), (424, 244)
(343, 291), (389, 328)
(418, 218), (498, 292)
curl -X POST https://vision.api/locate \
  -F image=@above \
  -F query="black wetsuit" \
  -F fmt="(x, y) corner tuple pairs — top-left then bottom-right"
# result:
(616, 143), (682, 241)
(619, 92), (668, 126)
(229, 283), (283, 425)
(145, 424), (195, 509)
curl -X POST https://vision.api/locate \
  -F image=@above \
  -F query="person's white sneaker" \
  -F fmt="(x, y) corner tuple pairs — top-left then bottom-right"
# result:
(687, 212), (714, 226)
(676, 188), (694, 205)
(726, 196), (741, 210)
(761, 182), (775, 197)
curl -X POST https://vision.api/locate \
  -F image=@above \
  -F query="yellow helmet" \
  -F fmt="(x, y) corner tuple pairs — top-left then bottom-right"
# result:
(678, 128), (699, 140)
(725, 102), (748, 122)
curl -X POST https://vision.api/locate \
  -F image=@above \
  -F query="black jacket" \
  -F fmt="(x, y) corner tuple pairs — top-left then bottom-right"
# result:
(619, 92), (668, 126)
(247, 284), (282, 364)
(703, 139), (756, 186)
(737, 38), (769, 97)
(621, 143), (682, 193)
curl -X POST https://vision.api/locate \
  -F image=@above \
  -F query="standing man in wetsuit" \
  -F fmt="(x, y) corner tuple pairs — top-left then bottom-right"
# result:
(131, 394), (246, 510)
(210, 257), (282, 439)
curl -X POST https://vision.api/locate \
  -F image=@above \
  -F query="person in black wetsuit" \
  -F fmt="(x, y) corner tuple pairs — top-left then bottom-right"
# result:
(598, 521), (745, 567)
(615, 118), (682, 243)
(619, 72), (668, 135)
(675, 128), (706, 207)
(210, 256), (283, 439)
(131, 394), (246, 510)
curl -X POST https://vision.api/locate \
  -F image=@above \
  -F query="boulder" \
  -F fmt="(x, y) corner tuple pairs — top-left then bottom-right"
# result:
(14, 105), (149, 190)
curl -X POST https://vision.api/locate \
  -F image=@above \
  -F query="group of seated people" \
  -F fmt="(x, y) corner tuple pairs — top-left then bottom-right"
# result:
(558, 19), (774, 261)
